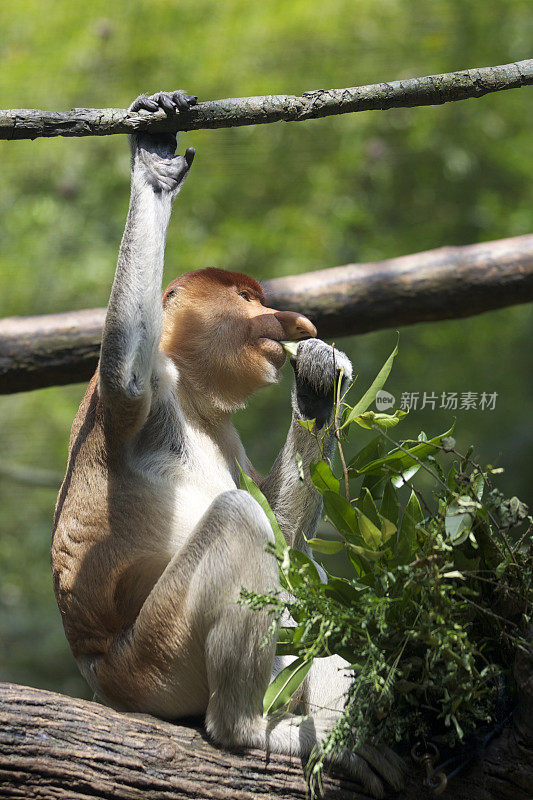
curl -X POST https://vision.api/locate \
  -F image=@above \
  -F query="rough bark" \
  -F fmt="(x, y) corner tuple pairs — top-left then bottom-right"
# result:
(263, 233), (533, 335)
(1, 234), (532, 394)
(0, 307), (105, 394)
(0, 662), (532, 800)
(0, 60), (531, 141)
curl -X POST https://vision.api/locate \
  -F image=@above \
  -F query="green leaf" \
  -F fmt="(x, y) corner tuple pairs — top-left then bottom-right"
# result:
(263, 657), (313, 716)
(354, 409), (407, 429)
(380, 480), (399, 526)
(297, 419), (316, 432)
(361, 470), (388, 505)
(275, 640), (301, 657)
(396, 490), (423, 562)
(347, 549), (364, 576)
(357, 487), (381, 527)
(451, 715), (464, 741)
(307, 537), (345, 554)
(472, 472), (484, 501)
(281, 341), (299, 358)
(355, 506), (383, 549)
(349, 436), (384, 473)
(341, 341), (399, 429)
(352, 425), (455, 476)
(284, 548), (323, 588)
(391, 464), (421, 488)
(310, 461), (340, 495)
(404, 490), (423, 528)
(238, 463), (286, 560)
(447, 465), (458, 490)
(322, 491), (361, 543)
(347, 542), (384, 561)
(277, 627), (295, 644)
(324, 573), (365, 605)
(379, 514), (397, 542)
(275, 627), (300, 657)
(445, 501), (473, 546)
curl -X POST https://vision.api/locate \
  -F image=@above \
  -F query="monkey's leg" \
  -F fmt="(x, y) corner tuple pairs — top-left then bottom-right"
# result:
(94, 489), (278, 720)
(95, 490), (325, 741)
(94, 490), (402, 797)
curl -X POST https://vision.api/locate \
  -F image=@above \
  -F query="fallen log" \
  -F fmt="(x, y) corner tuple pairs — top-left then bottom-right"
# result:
(1, 234), (532, 393)
(0, 647), (531, 800)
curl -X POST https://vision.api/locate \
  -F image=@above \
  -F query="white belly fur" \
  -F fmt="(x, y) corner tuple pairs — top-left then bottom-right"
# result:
(168, 418), (244, 552)
(136, 355), (248, 553)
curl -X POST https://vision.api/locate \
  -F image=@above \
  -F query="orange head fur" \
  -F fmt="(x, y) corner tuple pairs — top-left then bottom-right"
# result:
(159, 268), (316, 415)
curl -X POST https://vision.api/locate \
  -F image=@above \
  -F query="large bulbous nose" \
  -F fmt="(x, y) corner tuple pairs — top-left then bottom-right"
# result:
(273, 310), (317, 340)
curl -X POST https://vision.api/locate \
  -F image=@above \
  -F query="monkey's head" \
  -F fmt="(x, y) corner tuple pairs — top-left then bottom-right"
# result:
(160, 268), (316, 413)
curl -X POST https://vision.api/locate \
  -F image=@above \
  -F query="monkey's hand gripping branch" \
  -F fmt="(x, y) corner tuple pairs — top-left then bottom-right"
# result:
(129, 92), (197, 197)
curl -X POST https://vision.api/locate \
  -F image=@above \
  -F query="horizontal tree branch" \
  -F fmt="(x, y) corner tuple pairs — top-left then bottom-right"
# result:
(0, 307), (106, 394)
(1, 234), (532, 394)
(1, 660), (532, 800)
(1, 60), (532, 140)
(0, 462), (64, 487)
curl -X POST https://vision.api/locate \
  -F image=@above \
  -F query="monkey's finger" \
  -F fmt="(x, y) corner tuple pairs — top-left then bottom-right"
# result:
(130, 95), (159, 113)
(173, 94), (191, 111)
(184, 147), (195, 167)
(172, 91), (198, 111)
(155, 92), (177, 114)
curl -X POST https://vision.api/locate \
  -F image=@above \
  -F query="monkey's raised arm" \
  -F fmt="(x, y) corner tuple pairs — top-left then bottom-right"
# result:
(99, 92), (197, 420)
(261, 339), (352, 549)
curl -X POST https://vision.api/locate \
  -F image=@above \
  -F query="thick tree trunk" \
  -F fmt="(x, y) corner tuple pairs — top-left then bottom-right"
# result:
(0, 60), (532, 140)
(0, 653), (532, 800)
(1, 234), (532, 394)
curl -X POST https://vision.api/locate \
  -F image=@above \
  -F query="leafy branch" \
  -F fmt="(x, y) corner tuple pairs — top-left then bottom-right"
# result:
(240, 344), (532, 795)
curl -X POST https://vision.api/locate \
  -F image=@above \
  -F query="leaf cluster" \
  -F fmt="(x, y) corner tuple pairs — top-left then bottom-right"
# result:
(241, 346), (532, 776)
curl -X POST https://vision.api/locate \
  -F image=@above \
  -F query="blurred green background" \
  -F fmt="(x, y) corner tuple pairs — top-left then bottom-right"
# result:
(0, 0), (531, 699)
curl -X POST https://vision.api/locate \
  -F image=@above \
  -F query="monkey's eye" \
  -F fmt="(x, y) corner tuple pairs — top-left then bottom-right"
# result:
(238, 291), (252, 301)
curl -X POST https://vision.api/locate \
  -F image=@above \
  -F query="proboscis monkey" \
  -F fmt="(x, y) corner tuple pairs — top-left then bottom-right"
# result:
(51, 91), (405, 798)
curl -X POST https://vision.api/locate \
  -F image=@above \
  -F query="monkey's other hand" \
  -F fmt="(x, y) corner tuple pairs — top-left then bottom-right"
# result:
(291, 339), (352, 428)
(128, 91), (197, 194)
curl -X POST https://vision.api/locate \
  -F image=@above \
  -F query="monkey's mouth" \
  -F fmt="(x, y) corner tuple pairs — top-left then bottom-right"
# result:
(258, 337), (286, 367)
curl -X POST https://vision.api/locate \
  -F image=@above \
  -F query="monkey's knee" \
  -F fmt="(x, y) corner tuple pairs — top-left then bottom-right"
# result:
(189, 488), (278, 620)
(209, 489), (276, 547)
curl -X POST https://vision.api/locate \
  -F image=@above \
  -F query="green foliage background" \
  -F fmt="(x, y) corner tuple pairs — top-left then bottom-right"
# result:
(0, 0), (531, 698)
